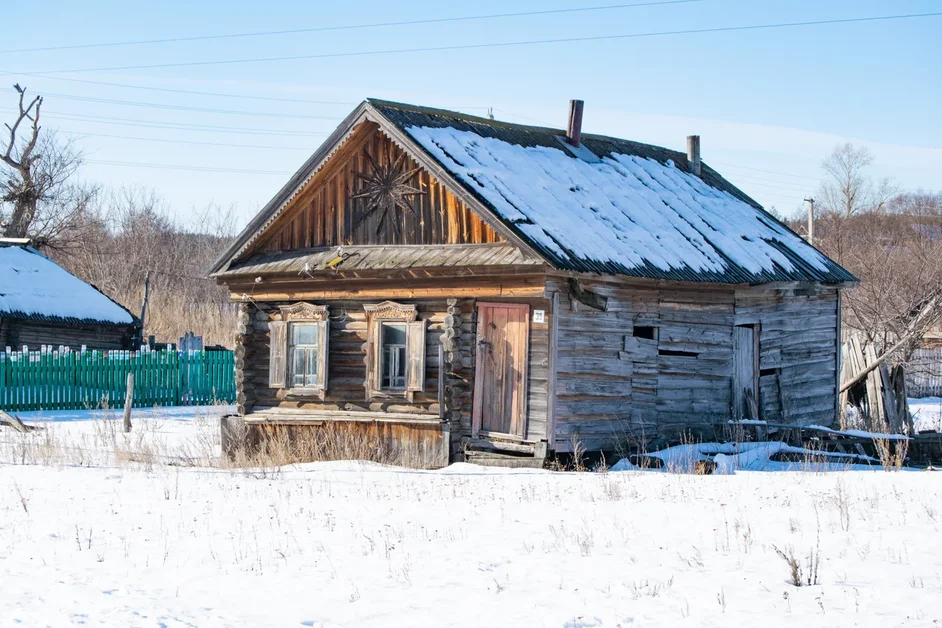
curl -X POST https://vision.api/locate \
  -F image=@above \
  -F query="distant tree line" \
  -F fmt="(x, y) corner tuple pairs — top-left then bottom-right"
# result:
(789, 143), (942, 363)
(0, 85), (237, 347)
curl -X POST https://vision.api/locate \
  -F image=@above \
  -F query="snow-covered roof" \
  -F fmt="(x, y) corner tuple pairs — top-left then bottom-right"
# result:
(211, 99), (855, 285)
(374, 101), (855, 284)
(0, 245), (135, 326)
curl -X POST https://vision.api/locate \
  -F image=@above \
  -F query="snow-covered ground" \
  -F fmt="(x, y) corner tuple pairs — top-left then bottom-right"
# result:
(2, 406), (941, 627)
(912, 397), (942, 433)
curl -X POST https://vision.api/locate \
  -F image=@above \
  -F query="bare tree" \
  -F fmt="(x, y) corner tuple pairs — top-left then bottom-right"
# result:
(813, 192), (942, 360)
(819, 142), (897, 218)
(57, 187), (239, 347)
(0, 84), (97, 247)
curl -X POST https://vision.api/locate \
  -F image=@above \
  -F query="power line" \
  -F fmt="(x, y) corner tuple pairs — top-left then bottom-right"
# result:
(0, 72), (358, 106)
(0, 1), (702, 55)
(84, 159), (291, 175)
(63, 131), (312, 151)
(710, 160), (820, 181)
(28, 12), (942, 74)
(722, 172), (814, 192)
(731, 178), (812, 194)
(0, 108), (330, 136)
(0, 88), (343, 119)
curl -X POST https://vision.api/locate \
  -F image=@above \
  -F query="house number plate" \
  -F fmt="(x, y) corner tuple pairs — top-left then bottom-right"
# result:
(532, 310), (545, 324)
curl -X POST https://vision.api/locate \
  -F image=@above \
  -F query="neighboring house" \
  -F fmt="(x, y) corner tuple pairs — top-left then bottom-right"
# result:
(210, 99), (857, 467)
(0, 239), (138, 350)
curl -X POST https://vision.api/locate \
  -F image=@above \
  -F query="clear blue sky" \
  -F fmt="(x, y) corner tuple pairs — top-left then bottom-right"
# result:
(2, 0), (940, 225)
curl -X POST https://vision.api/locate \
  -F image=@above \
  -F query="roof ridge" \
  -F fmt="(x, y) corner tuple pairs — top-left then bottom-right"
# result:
(366, 98), (564, 133)
(366, 97), (698, 162)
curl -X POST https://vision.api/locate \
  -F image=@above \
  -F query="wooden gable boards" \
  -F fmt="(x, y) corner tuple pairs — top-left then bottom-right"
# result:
(210, 102), (542, 275)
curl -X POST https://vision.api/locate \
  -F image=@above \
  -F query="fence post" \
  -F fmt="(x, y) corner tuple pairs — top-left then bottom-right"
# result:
(124, 372), (134, 432)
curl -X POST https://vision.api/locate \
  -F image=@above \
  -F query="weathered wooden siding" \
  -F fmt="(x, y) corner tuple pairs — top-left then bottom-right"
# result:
(548, 276), (840, 452)
(237, 294), (551, 451)
(735, 284), (839, 425)
(550, 278), (734, 452)
(0, 318), (133, 351)
(253, 127), (502, 253)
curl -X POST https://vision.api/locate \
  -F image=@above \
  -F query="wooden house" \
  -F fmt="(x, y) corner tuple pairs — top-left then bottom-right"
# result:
(210, 99), (857, 467)
(0, 239), (138, 350)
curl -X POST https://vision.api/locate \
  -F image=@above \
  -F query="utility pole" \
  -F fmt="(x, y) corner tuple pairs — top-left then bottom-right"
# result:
(138, 271), (150, 347)
(804, 197), (816, 245)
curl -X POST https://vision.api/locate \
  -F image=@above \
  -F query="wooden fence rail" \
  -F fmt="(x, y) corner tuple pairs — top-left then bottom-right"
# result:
(908, 347), (942, 398)
(0, 347), (235, 412)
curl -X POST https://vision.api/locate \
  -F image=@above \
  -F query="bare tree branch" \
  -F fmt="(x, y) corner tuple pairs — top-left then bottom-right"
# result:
(1, 84), (93, 243)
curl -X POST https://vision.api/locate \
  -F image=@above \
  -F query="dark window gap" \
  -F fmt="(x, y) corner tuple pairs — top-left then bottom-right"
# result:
(633, 325), (657, 340)
(760, 367), (781, 377)
(658, 349), (699, 358)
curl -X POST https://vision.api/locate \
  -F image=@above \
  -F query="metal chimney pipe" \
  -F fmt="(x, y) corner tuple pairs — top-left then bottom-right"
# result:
(567, 100), (584, 148)
(687, 135), (701, 177)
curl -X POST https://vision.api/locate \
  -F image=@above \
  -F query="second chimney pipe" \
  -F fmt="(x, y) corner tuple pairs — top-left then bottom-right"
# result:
(687, 135), (701, 177)
(567, 100), (584, 148)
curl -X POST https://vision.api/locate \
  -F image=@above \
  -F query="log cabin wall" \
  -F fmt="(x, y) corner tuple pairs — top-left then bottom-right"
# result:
(547, 276), (840, 452)
(237, 294), (552, 450)
(252, 127), (502, 253)
(0, 319), (133, 351)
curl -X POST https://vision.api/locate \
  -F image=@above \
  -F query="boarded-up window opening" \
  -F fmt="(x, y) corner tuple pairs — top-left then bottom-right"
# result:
(633, 326), (657, 340)
(658, 349), (699, 358)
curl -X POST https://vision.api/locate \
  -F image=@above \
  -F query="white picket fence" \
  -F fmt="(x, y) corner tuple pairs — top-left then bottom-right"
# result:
(908, 347), (942, 398)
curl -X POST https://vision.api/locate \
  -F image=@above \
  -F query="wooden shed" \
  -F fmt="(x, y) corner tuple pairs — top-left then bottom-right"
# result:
(210, 99), (857, 467)
(0, 239), (138, 350)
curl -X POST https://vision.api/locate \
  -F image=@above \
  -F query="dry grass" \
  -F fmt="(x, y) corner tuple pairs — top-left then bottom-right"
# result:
(872, 435), (910, 471)
(221, 422), (426, 472)
(0, 406), (223, 468)
(773, 543), (821, 587)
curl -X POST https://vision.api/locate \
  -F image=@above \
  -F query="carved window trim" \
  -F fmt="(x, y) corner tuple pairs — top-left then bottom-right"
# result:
(364, 301), (425, 401)
(363, 301), (418, 323)
(268, 303), (330, 398)
(274, 302), (329, 322)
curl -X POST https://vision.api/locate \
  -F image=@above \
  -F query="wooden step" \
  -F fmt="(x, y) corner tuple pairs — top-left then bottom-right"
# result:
(463, 450), (545, 469)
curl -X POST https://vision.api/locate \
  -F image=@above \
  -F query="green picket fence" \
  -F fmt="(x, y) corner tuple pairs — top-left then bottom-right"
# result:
(0, 348), (235, 412)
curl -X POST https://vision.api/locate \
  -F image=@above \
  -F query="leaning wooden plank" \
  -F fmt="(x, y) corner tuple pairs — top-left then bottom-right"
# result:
(0, 409), (34, 433)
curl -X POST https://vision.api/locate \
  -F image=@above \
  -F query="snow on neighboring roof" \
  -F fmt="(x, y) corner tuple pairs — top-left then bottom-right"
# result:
(0, 246), (134, 325)
(405, 123), (845, 283)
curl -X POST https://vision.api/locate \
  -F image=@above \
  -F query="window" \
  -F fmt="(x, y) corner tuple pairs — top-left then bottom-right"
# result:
(268, 303), (329, 394)
(633, 325), (657, 340)
(380, 322), (408, 390)
(289, 323), (320, 388)
(364, 301), (427, 400)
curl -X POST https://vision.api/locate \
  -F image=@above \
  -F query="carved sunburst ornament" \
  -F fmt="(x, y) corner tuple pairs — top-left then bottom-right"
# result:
(351, 153), (425, 237)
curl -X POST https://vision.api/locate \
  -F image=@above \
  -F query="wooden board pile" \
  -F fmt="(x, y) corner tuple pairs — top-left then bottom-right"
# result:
(840, 335), (913, 434)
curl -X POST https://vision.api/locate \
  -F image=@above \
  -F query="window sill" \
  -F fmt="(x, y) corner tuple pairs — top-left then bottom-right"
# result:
(368, 389), (415, 402)
(286, 387), (327, 399)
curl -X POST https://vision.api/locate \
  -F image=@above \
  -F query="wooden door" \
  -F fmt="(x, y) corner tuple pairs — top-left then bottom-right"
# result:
(732, 325), (759, 420)
(473, 303), (530, 438)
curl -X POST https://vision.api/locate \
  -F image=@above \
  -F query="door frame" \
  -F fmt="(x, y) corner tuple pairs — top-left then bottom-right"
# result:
(732, 323), (760, 420)
(472, 302), (530, 439)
